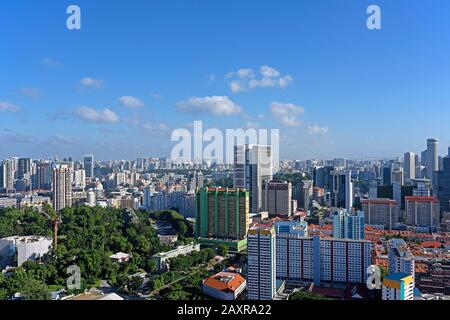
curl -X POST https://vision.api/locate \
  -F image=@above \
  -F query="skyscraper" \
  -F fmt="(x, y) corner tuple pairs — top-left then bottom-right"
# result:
(331, 170), (353, 211)
(404, 152), (416, 182)
(52, 164), (73, 211)
(436, 155), (450, 212)
(83, 154), (94, 178)
(382, 166), (392, 186)
(233, 145), (272, 213)
(262, 180), (292, 216)
(0, 159), (14, 190)
(247, 225), (276, 300)
(426, 138), (439, 185)
(17, 158), (31, 179)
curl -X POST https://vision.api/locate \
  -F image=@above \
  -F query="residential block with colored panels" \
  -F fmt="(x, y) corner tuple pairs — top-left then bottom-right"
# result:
(382, 273), (414, 300)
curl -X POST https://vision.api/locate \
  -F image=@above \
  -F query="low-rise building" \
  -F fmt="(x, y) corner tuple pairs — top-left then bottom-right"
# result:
(152, 243), (200, 271)
(109, 252), (131, 263)
(202, 271), (246, 300)
(0, 236), (52, 267)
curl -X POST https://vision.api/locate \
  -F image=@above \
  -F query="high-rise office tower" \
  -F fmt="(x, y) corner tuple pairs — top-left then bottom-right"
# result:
(83, 154), (94, 178)
(332, 209), (365, 240)
(52, 164), (73, 211)
(391, 169), (404, 186)
(436, 155), (450, 212)
(331, 170), (353, 211)
(382, 166), (392, 186)
(36, 161), (52, 190)
(262, 180), (292, 216)
(17, 158), (32, 179)
(233, 145), (272, 213)
(73, 169), (86, 189)
(195, 187), (249, 252)
(196, 171), (204, 189)
(426, 138), (439, 185)
(247, 225), (276, 300)
(404, 152), (416, 182)
(388, 239), (415, 278)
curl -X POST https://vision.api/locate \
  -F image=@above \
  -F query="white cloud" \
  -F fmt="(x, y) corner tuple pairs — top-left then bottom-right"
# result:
(119, 96), (144, 109)
(227, 65), (293, 93)
(75, 106), (118, 123)
(20, 87), (41, 98)
(260, 65), (280, 78)
(271, 102), (304, 127)
(42, 58), (63, 67)
(308, 125), (329, 135)
(208, 73), (216, 83)
(80, 77), (104, 88)
(230, 81), (245, 93)
(176, 96), (243, 116)
(0, 102), (20, 112)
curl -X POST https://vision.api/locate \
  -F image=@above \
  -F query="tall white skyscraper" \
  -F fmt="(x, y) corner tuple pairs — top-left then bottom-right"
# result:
(426, 138), (439, 184)
(234, 145), (272, 213)
(404, 152), (416, 182)
(247, 225), (276, 300)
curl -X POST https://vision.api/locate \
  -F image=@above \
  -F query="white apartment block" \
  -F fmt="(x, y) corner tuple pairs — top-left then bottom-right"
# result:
(276, 233), (372, 286)
(247, 225), (276, 300)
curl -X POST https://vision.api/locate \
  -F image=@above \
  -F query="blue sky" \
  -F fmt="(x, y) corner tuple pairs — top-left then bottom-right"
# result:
(1, 0), (450, 160)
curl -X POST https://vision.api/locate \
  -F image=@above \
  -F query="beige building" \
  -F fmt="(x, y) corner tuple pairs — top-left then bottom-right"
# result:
(405, 196), (440, 228)
(362, 198), (400, 229)
(52, 164), (72, 211)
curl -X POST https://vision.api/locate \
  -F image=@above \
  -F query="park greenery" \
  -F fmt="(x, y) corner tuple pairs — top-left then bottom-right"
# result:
(0, 206), (193, 300)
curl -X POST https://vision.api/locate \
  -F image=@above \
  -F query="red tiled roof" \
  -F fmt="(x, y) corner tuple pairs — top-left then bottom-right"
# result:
(420, 241), (442, 248)
(203, 272), (246, 293)
(405, 196), (439, 203)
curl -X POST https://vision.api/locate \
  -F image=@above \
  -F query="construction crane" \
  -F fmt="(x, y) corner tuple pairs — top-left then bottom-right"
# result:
(52, 216), (62, 255)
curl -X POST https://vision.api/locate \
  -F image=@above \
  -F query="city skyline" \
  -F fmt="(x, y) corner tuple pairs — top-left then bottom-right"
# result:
(2, 1), (450, 160)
